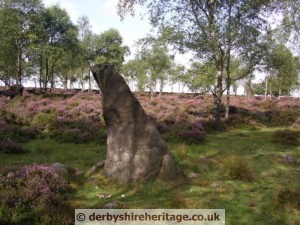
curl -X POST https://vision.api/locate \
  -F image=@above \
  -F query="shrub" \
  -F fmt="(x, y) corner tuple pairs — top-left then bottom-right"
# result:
(176, 120), (206, 144)
(0, 120), (38, 143)
(223, 156), (254, 181)
(31, 112), (57, 131)
(269, 111), (298, 126)
(0, 138), (26, 154)
(272, 129), (299, 146)
(290, 117), (300, 129)
(203, 119), (225, 132)
(0, 109), (28, 125)
(49, 118), (107, 143)
(34, 144), (52, 156)
(51, 128), (83, 143)
(0, 164), (71, 225)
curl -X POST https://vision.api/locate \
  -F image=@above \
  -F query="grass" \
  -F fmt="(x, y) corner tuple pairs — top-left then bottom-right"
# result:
(0, 138), (106, 169)
(0, 127), (299, 225)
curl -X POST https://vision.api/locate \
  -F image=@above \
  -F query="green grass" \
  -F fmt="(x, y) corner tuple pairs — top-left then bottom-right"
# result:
(0, 138), (106, 169)
(0, 127), (299, 225)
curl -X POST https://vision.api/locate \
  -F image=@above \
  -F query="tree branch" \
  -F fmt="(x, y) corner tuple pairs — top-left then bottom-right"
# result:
(0, 77), (11, 87)
(208, 85), (217, 97)
(190, 0), (208, 35)
(193, 0), (209, 20)
(233, 66), (255, 82)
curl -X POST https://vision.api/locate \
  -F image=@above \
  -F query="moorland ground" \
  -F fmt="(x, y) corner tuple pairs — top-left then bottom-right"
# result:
(0, 90), (299, 225)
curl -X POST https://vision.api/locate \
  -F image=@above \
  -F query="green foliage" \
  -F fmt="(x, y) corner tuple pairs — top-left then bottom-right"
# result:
(123, 37), (174, 96)
(267, 44), (298, 95)
(252, 82), (266, 95)
(93, 28), (129, 71)
(31, 112), (56, 130)
(0, 0), (44, 88)
(37, 5), (79, 90)
(186, 61), (215, 93)
(122, 59), (148, 91)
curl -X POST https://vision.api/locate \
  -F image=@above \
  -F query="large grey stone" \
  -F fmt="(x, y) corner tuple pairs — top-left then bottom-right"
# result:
(90, 64), (182, 184)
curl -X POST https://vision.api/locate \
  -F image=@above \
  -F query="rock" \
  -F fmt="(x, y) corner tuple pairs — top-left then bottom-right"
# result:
(280, 154), (296, 164)
(158, 153), (183, 180)
(188, 172), (199, 178)
(52, 163), (75, 179)
(86, 160), (105, 176)
(103, 202), (118, 209)
(199, 156), (207, 161)
(90, 64), (182, 184)
(211, 182), (219, 188)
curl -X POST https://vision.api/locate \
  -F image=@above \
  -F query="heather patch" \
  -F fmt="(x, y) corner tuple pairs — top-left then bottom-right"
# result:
(0, 120), (37, 143)
(0, 138), (26, 154)
(49, 118), (106, 144)
(0, 164), (71, 225)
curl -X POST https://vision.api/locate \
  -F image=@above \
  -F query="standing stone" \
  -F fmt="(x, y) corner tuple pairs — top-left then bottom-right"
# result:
(90, 64), (182, 184)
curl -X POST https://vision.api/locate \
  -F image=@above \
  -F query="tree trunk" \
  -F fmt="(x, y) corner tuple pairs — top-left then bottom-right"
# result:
(39, 55), (43, 90)
(49, 62), (56, 92)
(224, 2), (232, 120)
(16, 39), (23, 94)
(88, 71), (92, 92)
(264, 78), (268, 101)
(233, 84), (238, 96)
(225, 81), (230, 119)
(225, 54), (231, 120)
(50, 74), (54, 92)
(278, 88), (281, 99)
(213, 59), (223, 121)
(181, 83), (185, 93)
(159, 78), (164, 98)
(81, 68), (85, 92)
(81, 80), (84, 92)
(63, 77), (68, 91)
(44, 59), (49, 91)
(150, 87), (154, 101)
